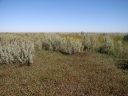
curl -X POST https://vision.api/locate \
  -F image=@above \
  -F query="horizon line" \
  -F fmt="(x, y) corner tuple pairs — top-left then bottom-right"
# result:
(0, 32), (128, 34)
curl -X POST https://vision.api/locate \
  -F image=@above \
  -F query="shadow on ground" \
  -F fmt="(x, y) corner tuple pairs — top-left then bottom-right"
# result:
(116, 60), (128, 70)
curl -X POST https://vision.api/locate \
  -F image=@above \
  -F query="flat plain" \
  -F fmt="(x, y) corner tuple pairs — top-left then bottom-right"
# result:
(0, 32), (128, 96)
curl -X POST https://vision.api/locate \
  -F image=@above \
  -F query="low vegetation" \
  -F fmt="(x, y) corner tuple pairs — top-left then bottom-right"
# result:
(0, 32), (128, 96)
(0, 35), (34, 65)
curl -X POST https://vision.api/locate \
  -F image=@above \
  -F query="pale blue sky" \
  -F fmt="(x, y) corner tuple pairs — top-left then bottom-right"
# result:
(0, 0), (128, 32)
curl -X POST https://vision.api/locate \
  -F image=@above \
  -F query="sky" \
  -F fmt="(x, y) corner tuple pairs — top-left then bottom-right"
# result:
(0, 0), (128, 32)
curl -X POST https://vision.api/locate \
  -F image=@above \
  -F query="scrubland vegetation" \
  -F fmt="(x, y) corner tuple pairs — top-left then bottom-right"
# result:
(0, 32), (128, 96)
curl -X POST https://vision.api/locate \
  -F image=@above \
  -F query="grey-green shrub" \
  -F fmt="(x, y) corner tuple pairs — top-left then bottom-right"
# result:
(63, 38), (83, 54)
(99, 36), (123, 57)
(82, 34), (97, 52)
(30, 37), (42, 50)
(27, 33), (43, 50)
(114, 40), (122, 57)
(0, 37), (34, 65)
(42, 33), (62, 50)
(99, 36), (114, 55)
(42, 33), (83, 54)
(115, 40), (122, 52)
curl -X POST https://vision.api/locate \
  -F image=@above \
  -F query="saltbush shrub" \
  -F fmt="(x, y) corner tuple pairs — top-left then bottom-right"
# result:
(0, 36), (35, 65)
(27, 34), (43, 50)
(63, 38), (83, 54)
(99, 36), (114, 55)
(82, 34), (97, 52)
(99, 36), (123, 57)
(42, 33), (83, 54)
